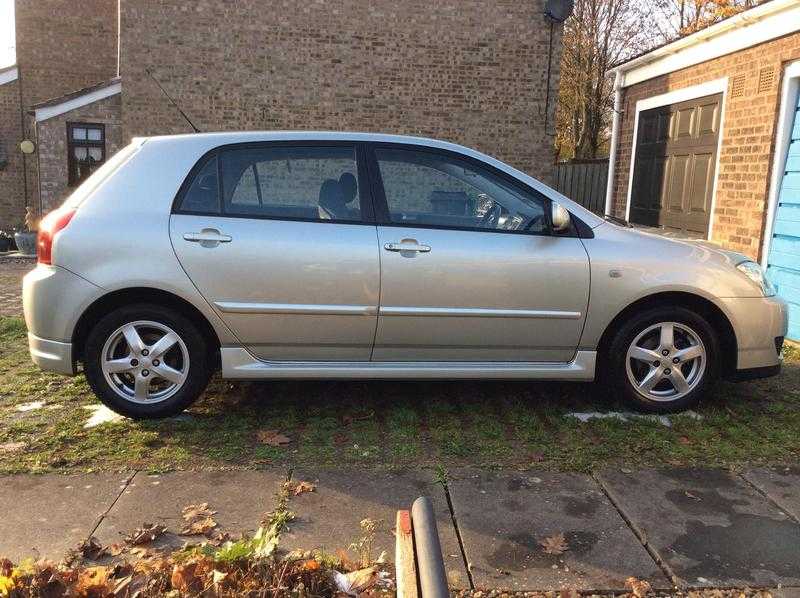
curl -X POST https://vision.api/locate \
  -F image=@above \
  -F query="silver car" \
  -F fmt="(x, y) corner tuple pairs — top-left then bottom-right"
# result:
(23, 132), (787, 418)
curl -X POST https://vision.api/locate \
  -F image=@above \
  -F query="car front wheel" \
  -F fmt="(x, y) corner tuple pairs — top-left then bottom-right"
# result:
(607, 306), (719, 413)
(83, 304), (212, 418)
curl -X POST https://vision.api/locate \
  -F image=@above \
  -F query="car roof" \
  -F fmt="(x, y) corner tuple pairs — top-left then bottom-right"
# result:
(137, 131), (605, 228)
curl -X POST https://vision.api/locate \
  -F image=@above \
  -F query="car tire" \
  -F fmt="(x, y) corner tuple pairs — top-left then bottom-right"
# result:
(606, 306), (720, 413)
(83, 303), (212, 419)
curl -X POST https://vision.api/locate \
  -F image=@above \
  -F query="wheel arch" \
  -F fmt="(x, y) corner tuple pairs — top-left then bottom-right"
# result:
(596, 291), (738, 377)
(72, 287), (222, 366)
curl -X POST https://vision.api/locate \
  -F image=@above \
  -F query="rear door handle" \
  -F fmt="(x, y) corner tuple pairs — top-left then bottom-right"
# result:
(183, 228), (232, 247)
(384, 242), (431, 253)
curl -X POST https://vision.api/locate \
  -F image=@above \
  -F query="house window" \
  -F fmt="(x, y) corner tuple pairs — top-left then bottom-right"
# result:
(67, 123), (105, 186)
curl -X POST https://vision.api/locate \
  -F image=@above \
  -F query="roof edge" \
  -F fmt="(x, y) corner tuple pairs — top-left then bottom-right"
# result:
(32, 78), (121, 123)
(611, 0), (799, 86)
(0, 66), (19, 86)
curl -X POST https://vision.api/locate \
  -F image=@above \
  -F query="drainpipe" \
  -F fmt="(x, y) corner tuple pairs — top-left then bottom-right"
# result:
(604, 69), (623, 216)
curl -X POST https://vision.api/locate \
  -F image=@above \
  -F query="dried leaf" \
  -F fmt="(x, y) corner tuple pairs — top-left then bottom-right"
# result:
(257, 430), (291, 446)
(285, 480), (316, 496)
(181, 516), (218, 536)
(106, 543), (126, 557)
(539, 532), (568, 555)
(74, 565), (111, 597)
(301, 559), (320, 571)
(79, 536), (106, 560)
(625, 576), (652, 597)
(181, 503), (216, 522)
(171, 562), (202, 594)
(334, 566), (379, 596)
(125, 523), (167, 546)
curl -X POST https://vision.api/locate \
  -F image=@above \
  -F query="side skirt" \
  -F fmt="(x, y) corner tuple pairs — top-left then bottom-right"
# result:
(220, 348), (597, 381)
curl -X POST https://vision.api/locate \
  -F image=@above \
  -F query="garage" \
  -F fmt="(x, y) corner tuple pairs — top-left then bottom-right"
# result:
(628, 93), (722, 237)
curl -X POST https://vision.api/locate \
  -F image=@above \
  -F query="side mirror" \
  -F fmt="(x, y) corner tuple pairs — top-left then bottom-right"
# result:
(551, 202), (571, 232)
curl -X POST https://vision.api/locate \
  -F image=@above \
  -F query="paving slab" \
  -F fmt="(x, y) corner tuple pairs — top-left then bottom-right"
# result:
(94, 469), (287, 550)
(285, 469), (468, 589)
(0, 473), (131, 561)
(447, 470), (667, 592)
(596, 468), (800, 588)
(742, 467), (800, 522)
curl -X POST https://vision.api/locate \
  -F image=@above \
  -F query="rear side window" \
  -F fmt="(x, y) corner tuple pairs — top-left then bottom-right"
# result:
(179, 156), (220, 213)
(177, 145), (362, 222)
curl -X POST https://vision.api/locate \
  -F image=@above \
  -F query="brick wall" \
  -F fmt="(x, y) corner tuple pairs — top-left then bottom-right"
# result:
(611, 32), (800, 260)
(120, 0), (562, 183)
(14, 0), (119, 215)
(14, 0), (118, 107)
(0, 78), (26, 228)
(36, 94), (123, 212)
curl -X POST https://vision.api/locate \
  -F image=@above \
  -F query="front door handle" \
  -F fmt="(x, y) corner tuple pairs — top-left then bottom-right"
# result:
(384, 242), (431, 253)
(183, 228), (232, 247)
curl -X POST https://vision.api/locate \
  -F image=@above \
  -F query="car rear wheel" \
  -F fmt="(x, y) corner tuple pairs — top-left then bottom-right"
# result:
(607, 306), (719, 413)
(83, 304), (212, 418)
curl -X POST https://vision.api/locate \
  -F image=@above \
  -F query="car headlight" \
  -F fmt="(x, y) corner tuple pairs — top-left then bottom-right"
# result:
(736, 260), (775, 297)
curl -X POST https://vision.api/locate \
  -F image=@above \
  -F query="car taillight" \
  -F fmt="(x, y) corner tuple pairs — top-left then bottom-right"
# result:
(37, 207), (77, 265)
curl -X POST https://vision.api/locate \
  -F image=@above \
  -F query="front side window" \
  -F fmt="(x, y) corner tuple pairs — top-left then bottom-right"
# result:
(177, 145), (362, 221)
(375, 148), (547, 233)
(67, 123), (105, 187)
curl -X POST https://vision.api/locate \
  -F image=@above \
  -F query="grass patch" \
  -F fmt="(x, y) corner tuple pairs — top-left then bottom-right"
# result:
(1, 314), (799, 474)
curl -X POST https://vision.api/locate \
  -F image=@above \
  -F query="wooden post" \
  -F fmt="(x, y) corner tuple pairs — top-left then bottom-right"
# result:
(395, 510), (418, 598)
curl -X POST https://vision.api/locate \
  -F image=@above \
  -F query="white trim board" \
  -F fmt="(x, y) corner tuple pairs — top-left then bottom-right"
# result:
(34, 81), (122, 122)
(0, 67), (18, 86)
(624, 78), (728, 242)
(619, 0), (800, 87)
(761, 60), (800, 268)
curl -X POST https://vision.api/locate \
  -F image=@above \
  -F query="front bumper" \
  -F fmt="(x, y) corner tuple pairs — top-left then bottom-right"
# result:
(719, 295), (788, 374)
(27, 333), (75, 375)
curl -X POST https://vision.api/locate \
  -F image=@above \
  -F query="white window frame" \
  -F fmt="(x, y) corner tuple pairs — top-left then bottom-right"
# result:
(761, 60), (800, 269)
(624, 78), (728, 241)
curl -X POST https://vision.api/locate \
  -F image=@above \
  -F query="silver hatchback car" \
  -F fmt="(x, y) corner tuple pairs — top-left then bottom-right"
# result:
(24, 132), (787, 418)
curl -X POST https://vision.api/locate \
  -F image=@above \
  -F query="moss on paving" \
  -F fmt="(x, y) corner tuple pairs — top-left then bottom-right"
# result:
(1, 315), (798, 474)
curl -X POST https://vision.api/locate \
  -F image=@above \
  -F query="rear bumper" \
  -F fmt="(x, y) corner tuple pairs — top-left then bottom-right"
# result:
(27, 333), (75, 376)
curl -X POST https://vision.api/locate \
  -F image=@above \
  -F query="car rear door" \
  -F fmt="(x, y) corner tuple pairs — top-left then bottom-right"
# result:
(367, 144), (590, 362)
(170, 142), (380, 361)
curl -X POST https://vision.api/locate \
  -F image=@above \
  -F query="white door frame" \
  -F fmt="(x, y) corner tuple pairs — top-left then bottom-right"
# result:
(761, 59), (800, 268)
(624, 78), (729, 240)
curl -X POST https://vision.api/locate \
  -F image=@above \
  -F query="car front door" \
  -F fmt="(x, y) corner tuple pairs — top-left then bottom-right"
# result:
(368, 145), (590, 362)
(170, 142), (379, 361)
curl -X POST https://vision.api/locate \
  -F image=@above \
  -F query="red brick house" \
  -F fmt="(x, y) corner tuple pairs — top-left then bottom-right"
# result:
(605, 0), (800, 340)
(1, 0), (565, 226)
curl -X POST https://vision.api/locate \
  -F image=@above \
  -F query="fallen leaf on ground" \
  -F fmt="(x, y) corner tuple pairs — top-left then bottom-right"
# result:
(333, 566), (379, 596)
(74, 566), (111, 596)
(181, 516), (217, 536)
(181, 503), (216, 522)
(625, 576), (652, 597)
(539, 532), (568, 555)
(106, 543), (126, 556)
(257, 430), (291, 446)
(0, 442), (25, 453)
(684, 490), (702, 501)
(125, 523), (167, 546)
(678, 436), (692, 445)
(284, 480), (316, 496)
(171, 562), (203, 594)
(79, 536), (106, 560)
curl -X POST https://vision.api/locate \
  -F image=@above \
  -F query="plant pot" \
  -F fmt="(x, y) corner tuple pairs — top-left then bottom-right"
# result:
(14, 231), (37, 256)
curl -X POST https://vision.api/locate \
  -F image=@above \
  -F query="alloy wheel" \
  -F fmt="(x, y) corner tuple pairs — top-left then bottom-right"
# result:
(625, 321), (706, 402)
(100, 320), (190, 404)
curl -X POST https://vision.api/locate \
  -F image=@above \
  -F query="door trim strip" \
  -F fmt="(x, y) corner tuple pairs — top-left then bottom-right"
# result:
(221, 347), (597, 380)
(214, 301), (378, 316)
(379, 306), (582, 319)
